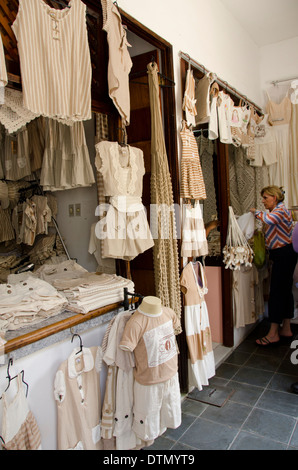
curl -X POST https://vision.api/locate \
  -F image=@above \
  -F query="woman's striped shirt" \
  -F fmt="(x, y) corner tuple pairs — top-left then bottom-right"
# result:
(255, 203), (294, 250)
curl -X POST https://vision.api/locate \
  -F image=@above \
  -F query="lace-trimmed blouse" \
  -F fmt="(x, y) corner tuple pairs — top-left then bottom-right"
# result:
(95, 141), (145, 198)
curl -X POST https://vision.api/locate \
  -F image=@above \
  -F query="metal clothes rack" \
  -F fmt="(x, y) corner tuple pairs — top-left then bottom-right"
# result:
(122, 288), (144, 311)
(271, 76), (298, 86)
(179, 51), (263, 114)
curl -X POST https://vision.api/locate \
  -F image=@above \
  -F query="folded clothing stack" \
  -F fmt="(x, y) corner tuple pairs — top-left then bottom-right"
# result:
(0, 277), (68, 333)
(54, 272), (135, 314)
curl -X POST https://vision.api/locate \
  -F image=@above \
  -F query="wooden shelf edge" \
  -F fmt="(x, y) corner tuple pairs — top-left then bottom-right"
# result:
(4, 301), (122, 356)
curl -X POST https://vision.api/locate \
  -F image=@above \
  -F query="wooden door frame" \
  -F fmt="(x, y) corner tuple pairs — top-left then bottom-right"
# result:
(120, 9), (180, 203)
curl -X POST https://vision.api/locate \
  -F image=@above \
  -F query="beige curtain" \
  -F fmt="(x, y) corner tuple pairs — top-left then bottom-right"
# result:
(147, 62), (181, 332)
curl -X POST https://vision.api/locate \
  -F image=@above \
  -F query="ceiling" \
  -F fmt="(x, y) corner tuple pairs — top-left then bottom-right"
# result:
(220, 0), (298, 47)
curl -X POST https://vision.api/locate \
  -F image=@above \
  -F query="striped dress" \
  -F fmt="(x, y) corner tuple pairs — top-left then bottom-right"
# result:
(12, 0), (91, 124)
(255, 203), (294, 249)
(180, 120), (206, 200)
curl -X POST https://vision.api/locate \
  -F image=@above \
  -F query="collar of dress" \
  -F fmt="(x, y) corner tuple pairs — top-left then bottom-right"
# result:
(68, 347), (94, 378)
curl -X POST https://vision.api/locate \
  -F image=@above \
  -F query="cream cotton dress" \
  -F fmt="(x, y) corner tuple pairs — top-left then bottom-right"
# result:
(95, 141), (154, 261)
(180, 261), (215, 390)
(54, 346), (103, 450)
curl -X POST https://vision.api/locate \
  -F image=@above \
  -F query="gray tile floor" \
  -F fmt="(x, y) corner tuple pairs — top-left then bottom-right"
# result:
(145, 320), (298, 450)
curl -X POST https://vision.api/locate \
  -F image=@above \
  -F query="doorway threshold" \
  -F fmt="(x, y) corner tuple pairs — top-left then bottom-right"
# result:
(212, 342), (233, 369)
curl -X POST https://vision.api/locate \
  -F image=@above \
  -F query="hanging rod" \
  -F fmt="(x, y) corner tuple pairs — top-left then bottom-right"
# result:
(179, 51), (263, 114)
(271, 76), (298, 86)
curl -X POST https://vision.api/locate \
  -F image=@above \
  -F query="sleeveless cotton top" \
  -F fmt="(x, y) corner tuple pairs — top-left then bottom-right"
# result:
(266, 92), (292, 126)
(12, 0), (92, 124)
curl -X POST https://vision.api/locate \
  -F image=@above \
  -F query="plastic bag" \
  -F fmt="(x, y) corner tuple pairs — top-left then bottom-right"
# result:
(253, 231), (266, 269)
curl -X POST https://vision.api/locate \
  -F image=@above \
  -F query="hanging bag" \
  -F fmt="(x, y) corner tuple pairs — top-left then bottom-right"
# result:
(253, 230), (266, 269)
(222, 206), (254, 270)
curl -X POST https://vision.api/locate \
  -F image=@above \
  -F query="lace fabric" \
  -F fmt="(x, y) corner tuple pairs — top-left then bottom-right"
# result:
(0, 88), (38, 134)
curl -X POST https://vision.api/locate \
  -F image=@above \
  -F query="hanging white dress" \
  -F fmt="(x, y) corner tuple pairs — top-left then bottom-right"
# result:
(180, 261), (215, 390)
(95, 141), (154, 261)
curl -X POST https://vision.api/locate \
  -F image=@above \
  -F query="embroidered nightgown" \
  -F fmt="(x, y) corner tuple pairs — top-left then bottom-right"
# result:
(180, 261), (215, 390)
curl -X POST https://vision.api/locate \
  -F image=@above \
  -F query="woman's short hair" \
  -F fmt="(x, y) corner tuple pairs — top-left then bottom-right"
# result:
(261, 185), (285, 203)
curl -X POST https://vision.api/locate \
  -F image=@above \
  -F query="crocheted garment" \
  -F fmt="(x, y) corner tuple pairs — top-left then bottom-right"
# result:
(148, 62), (181, 333)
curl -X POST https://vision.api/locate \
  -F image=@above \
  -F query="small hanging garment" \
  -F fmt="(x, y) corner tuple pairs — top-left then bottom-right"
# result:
(101, 0), (132, 125)
(180, 120), (206, 200)
(54, 346), (103, 450)
(1, 373), (41, 450)
(194, 72), (216, 125)
(180, 261), (215, 390)
(95, 140), (154, 261)
(181, 201), (208, 258)
(182, 67), (197, 127)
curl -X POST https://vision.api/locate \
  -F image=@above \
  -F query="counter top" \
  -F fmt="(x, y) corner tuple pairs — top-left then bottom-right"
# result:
(1, 301), (125, 363)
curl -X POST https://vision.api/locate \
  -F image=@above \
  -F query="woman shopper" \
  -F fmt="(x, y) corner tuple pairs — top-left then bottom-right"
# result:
(250, 186), (297, 346)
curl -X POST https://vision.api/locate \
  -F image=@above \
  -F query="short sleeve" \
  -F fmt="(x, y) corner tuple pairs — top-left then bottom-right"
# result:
(180, 267), (189, 295)
(54, 369), (66, 403)
(119, 316), (142, 352)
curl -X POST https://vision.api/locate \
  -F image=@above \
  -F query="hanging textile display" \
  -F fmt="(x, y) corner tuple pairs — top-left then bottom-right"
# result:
(266, 90), (292, 207)
(194, 72), (216, 125)
(95, 140), (154, 261)
(12, 0), (92, 124)
(222, 206), (254, 271)
(147, 62), (181, 332)
(40, 119), (95, 191)
(181, 202), (208, 258)
(182, 66), (197, 127)
(54, 345), (103, 450)
(0, 32), (7, 97)
(1, 373), (42, 450)
(101, 0), (132, 125)
(180, 261), (215, 390)
(233, 265), (257, 328)
(0, 89), (38, 135)
(180, 120), (206, 200)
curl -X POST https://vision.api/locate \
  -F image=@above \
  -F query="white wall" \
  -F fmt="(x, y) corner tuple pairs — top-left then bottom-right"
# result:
(0, 320), (110, 450)
(259, 36), (298, 109)
(53, 117), (98, 272)
(120, 0), (262, 112)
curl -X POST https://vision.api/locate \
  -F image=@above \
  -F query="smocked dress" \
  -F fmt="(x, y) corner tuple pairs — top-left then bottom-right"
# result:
(40, 118), (95, 191)
(180, 120), (206, 200)
(95, 141), (154, 261)
(180, 261), (215, 390)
